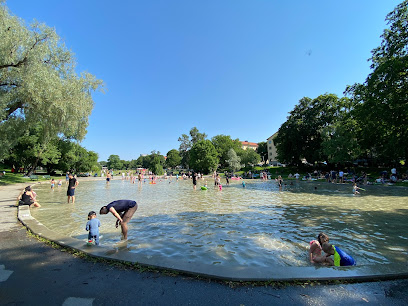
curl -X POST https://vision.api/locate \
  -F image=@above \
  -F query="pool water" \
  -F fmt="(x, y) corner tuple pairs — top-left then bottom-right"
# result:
(31, 178), (408, 267)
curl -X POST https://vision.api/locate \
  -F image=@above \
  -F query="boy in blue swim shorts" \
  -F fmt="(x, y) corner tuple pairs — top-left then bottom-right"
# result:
(322, 242), (356, 266)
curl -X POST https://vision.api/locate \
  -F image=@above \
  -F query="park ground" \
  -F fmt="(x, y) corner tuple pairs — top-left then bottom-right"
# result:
(1, 183), (408, 305)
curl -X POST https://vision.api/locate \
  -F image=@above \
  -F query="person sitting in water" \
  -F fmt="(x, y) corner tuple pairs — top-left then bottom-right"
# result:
(352, 183), (361, 195)
(309, 232), (330, 264)
(19, 186), (41, 208)
(322, 242), (356, 266)
(99, 200), (138, 240)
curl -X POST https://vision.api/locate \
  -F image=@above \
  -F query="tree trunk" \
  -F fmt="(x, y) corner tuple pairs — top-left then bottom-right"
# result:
(26, 156), (41, 176)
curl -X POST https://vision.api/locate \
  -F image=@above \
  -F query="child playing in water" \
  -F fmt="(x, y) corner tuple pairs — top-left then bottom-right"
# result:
(86, 211), (101, 245)
(309, 232), (330, 264)
(322, 242), (356, 266)
(353, 183), (361, 195)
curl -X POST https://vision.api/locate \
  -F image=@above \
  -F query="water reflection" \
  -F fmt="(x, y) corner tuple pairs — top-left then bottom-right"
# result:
(31, 179), (408, 267)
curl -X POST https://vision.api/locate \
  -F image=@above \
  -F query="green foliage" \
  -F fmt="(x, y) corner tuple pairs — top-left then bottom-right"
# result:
(188, 140), (219, 174)
(178, 127), (207, 168)
(239, 149), (261, 168)
(226, 148), (241, 172)
(0, 3), (103, 159)
(257, 141), (268, 163)
(275, 94), (344, 165)
(346, 0), (408, 163)
(147, 151), (165, 174)
(107, 155), (123, 170)
(211, 134), (242, 168)
(165, 149), (181, 169)
(6, 124), (61, 174)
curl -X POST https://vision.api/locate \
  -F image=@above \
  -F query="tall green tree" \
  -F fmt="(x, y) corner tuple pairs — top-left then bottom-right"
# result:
(107, 155), (122, 170)
(211, 134), (242, 168)
(178, 127), (207, 168)
(240, 149), (261, 168)
(346, 0), (408, 162)
(165, 149), (181, 169)
(0, 3), (103, 159)
(226, 148), (241, 172)
(7, 124), (60, 174)
(147, 151), (165, 174)
(188, 140), (219, 174)
(256, 141), (268, 164)
(275, 94), (343, 165)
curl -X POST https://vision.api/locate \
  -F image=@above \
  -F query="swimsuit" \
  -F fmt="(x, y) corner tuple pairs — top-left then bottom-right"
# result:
(310, 240), (322, 259)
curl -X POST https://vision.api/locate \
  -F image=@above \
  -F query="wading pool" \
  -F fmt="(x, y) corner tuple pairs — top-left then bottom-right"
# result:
(31, 178), (408, 268)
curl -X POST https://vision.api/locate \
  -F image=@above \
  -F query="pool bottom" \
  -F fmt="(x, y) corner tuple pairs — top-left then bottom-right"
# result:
(18, 205), (408, 282)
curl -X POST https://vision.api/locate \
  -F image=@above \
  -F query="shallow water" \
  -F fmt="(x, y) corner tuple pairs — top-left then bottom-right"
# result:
(31, 178), (408, 267)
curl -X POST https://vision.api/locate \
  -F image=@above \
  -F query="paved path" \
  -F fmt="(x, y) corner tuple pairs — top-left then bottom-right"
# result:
(1, 184), (408, 305)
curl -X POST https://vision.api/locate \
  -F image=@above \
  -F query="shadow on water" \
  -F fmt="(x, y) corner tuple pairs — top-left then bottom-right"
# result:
(230, 179), (408, 197)
(69, 206), (408, 269)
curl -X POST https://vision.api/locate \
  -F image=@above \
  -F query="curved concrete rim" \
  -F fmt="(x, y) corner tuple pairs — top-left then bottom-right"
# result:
(17, 197), (408, 282)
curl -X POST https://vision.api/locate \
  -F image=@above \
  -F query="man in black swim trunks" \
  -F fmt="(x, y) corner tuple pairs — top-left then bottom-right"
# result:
(67, 173), (78, 203)
(99, 200), (138, 240)
(192, 171), (197, 190)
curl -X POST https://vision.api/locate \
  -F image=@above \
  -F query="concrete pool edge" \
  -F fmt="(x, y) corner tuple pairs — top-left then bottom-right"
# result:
(17, 205), (408, 282)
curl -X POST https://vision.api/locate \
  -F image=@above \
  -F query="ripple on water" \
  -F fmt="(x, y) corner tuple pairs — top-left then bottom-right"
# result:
(30, 179), (408, 267)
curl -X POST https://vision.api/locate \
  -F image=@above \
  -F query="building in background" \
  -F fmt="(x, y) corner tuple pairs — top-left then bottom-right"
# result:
(267, 133), (280, 166)
(241, 141), (258, 151)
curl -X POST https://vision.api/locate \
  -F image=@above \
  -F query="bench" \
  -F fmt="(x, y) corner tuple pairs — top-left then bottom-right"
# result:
(29, 175), (38, 181)
(43, 175), (51, 180)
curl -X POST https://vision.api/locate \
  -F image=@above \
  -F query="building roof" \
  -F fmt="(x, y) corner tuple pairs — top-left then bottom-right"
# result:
(241, 141), (258, 147)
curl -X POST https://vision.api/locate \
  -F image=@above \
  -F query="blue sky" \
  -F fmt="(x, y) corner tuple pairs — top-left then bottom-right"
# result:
(6, 0), (401, 161)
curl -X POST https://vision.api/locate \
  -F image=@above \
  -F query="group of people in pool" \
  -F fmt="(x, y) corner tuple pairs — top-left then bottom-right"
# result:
(19, 178), (357, 267)
(309, 232), (356, 266)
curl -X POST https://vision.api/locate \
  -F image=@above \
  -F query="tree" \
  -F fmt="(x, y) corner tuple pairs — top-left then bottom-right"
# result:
(188, 140), (219, 174)
(211, 134), (242, 168)
(147, 151), (165, 175)
(107, 155), (122, 170)
(226, 148), (241, 172)
(321, 98), (361, 165)
(275, 94), (343, 165)
(165, 149), (181, 169)
(240, 149), (261, 168)
(0, 3), (103, 159)
(7, 125), (60, 174)
(346, 0), (408, 163)
(256, 141), (268, 164)
(178, 127), (207, 168)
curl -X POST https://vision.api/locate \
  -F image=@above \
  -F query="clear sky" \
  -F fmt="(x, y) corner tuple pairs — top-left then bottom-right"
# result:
(6, 0), (402, 161)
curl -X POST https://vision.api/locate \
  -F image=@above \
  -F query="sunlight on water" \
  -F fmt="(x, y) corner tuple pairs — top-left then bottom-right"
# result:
(31, 178), (408, 267)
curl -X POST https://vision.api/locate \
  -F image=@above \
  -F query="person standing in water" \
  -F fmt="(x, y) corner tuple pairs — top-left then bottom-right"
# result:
(67, 173), (78, 203)
(106, 171), (112, 184)
(192, 171), (197, 190)
(99, 200), (138, 240)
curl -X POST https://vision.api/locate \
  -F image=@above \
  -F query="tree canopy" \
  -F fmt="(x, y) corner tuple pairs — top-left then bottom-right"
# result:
(0, 3), (103, 158)
(346, 0), (408, 163)
(165, 149), (181, 169)
(188, 140), (219, 174)
(211, 134), (242, 168)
